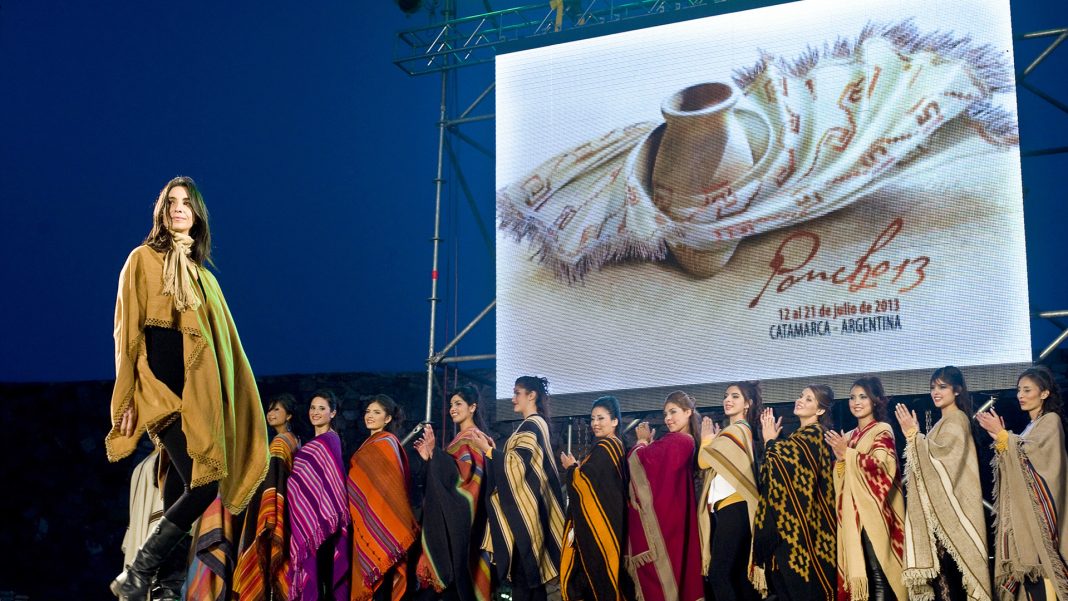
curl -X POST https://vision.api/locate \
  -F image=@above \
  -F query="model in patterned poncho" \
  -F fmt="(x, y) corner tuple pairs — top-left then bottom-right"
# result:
(753, 385), (837, 601)
(977, 366), (1068, 601)
(826, 376), (906, 601)
(233, 393), (302, 601)
(626, 391), (704, 601)
(697, 382), (763, 601)
(348, 394), (419, 601)
(896, 367), (991, 601)
(558, 395), (629, 601)
(288, 391), (351, 601)
(414, 385), (493, 601)
(466, 376), (566, 601)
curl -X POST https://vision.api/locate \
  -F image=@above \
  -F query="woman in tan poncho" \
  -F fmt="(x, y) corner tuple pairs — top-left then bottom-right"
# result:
(826, 376), (906, 601)
(698, 382), (763, 601)
(106, 176), (269, 601)
(896, 367), (991, 601)
(977, 366), (1068, 601)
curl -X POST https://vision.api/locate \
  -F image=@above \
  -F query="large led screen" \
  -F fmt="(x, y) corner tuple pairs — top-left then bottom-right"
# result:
(495, 0), (1030, 403)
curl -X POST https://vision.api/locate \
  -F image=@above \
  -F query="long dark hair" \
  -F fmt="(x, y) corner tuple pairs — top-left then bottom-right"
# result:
(664, 390), (701, 450)
(806, 384), (835, 430)
(725, 381), (765, 462)
(930, 366), (972, 414)
(592, 395), (623, 439)
(451, 384), (487, 432)
(144, 176), (213, 265)
(515, 375), (552, 420)
(367, 393), (405, 435)
(851, 376), (889, 422)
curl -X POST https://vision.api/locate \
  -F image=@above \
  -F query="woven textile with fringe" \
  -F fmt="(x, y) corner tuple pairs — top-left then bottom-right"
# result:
(560, 436), (628, 601)
(625, 432), (704, 601)
(833, 421), (906, 601)
(991, 413), (1068, 600)
(287, 430), (351, 601)
(415, 426), (492, 601)
(902, 410), (991, 601)
(697, 420), (764, 594)
(484, 414), (566, 587)
(753, 424), (836, 601)
(105, 245), (268, 516)
(348, 431), (419, 601)
(233, 431), (300, 601)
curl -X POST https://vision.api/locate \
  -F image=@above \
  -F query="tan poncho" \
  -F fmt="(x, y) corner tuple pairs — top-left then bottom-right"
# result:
(992, 412), (1068, 601)
(696, 420), (764, 593)
(833, 421), (906, 601)
(902, 409), (992, 601)
(105, 245), (269, 515)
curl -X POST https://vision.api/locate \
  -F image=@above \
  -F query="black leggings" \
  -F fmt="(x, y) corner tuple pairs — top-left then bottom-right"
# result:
(861, 530), (896, 601)
(146, 326), (218, 532)
(706, 500), (759, 601)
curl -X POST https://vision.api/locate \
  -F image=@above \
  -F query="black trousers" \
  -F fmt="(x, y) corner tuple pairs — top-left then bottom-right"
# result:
(706, 500), (760, 601)
(510, 549), (548, 601)
(860, 530), (896, 601)
(146, 326), (218, 532)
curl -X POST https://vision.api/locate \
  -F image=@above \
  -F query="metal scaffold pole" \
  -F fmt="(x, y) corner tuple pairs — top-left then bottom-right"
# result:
(425, 59), (449, 424)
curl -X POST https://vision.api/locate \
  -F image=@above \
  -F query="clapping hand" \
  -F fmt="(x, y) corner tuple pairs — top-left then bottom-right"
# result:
(760, 408), (782, 443)
(975, 409), (1006, 439)
(824, 429), (848, 460)
(894, 404), (919, 435)
(414, 424), (436, 460)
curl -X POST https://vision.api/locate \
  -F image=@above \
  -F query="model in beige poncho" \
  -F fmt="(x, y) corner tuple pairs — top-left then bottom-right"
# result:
(977, 366), (1068, 601)
(697, 382), (763, 601)
(826, 376), (906, 601)
(107, 176), (269, 601)
(896, 367), (991, 601)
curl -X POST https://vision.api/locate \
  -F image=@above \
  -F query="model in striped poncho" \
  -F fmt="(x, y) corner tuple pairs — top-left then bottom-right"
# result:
(287, 394), (351, 601)
(348, 394), (419, 601)
(978, 366), (1068, 601)
(559, 395), (629, 601)
(467, 376), (565, 601)
(233, 415), (301, 601)
(897, 368), (991, 601)
(415, 386), (493, 601)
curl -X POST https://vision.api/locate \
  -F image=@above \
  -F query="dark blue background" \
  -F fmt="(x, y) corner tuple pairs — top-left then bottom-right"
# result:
(1, 1), (1065, 383)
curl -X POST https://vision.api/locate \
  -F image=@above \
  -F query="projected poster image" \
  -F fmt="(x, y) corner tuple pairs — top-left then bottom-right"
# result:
(495, 0), (1030, 400)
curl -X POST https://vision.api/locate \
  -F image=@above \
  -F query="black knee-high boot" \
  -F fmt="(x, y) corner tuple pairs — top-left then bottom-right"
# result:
(151, 533), (190, 601)
(111, 516), (188, 601)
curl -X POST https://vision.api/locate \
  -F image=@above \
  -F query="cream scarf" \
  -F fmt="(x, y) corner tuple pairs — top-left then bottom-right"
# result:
(162, 232), (201, 312)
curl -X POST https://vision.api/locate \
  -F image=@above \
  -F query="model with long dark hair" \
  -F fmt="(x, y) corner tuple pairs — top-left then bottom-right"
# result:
(896, 367), (991, 601)
(826, 376), (905, 601)
(753, 385), (836, 601)
(627, 390), (704, 601)
(977, 365), (1068, 600)
(106, 176), (268, 601)
(698, 382), (763, 601)
(414, 385), (494, 601)
(559, 395), (629, 601)
(287, 390), (351, 601)
(348, 394), (419, 601)
(467, 376), (565, 601)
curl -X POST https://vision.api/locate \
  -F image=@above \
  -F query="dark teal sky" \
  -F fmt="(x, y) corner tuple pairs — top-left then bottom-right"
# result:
(1, 1), (1065, 382)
